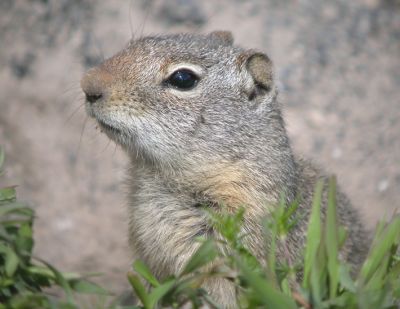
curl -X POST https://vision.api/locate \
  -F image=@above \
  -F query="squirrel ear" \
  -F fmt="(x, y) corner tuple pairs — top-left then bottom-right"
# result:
(245, 52), (274, 92)
(209, 31), (234, 46)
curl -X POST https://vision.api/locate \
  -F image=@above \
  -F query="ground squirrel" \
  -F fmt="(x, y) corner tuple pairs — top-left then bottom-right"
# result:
(81, 31), (369, 307)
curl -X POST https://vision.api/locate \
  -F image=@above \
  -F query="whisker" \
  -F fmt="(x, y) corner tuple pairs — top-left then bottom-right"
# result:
(62, 82), (82, 96)
(129, 0), (135, 39)
(92, 34), (105, 63)
(56, 84), (84, 118)
(139, 0), (152, 39)
(76, 116), (89, 158)
(112, 142), (118, 157)
(100, 138), (112, 155)
(64, 102), (86, 126)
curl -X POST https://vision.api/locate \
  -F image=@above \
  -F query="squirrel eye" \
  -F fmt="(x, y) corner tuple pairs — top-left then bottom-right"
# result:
(166, 69), (199, 90)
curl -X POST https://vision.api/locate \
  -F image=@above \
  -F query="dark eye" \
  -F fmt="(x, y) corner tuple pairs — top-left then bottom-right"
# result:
(166, 69), (199, 90)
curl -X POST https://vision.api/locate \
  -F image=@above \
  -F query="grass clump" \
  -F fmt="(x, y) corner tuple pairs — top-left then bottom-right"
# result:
(0, 147), (108, 309)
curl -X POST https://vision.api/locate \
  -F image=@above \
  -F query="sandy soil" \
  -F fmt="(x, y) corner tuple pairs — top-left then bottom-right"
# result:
(0, 0), (399, 294)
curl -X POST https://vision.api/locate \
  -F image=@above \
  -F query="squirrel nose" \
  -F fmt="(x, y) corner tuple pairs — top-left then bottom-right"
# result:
(81, 67), (113, 105)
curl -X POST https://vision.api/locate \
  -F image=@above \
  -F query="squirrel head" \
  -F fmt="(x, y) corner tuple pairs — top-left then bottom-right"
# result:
(81, 31), (285, 170)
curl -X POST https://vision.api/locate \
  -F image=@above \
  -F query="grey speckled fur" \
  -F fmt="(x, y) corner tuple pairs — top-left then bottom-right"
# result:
(81, 31), (370, 308)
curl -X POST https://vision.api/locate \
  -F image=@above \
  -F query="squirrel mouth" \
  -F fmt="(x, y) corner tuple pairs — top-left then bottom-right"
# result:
(97, 119), (121, 135)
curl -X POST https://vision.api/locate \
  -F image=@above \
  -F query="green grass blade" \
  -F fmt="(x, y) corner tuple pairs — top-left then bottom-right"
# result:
(148, 279), (176, 308)
(309, 244), (327, 305)
(339, 264), (356, 293)
(69, 279), (109, 295)
(27, 265), (84, 281)
(0, 146), (4, 170)
(325, 176), (339, 298)
(338, 226), (348, 249)
(303, 179), (324, 289)
(5, 246), (19, 277)
(264, 211), (278, 284)
(127, 272), (151, 309)
(359, 217), (400, 283)
(180, 239), (217, 276)
(38, 259), (75, 304)
(235, 255), (297, 309)
(0, 243), (20, 277)
(133, 260), (160, 287)
(364, 254), (390, 290)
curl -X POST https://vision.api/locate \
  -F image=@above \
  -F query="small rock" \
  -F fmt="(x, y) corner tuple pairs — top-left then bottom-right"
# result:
(378, 179), (390, 192)
(53, 218), (75, 232)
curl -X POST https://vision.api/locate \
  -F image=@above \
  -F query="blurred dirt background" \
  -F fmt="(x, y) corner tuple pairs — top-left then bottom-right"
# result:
(0, 0), (399, 295)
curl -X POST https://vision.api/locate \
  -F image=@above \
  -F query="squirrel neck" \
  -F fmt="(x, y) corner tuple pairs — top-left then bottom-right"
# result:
(130, 141), (299, 214)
